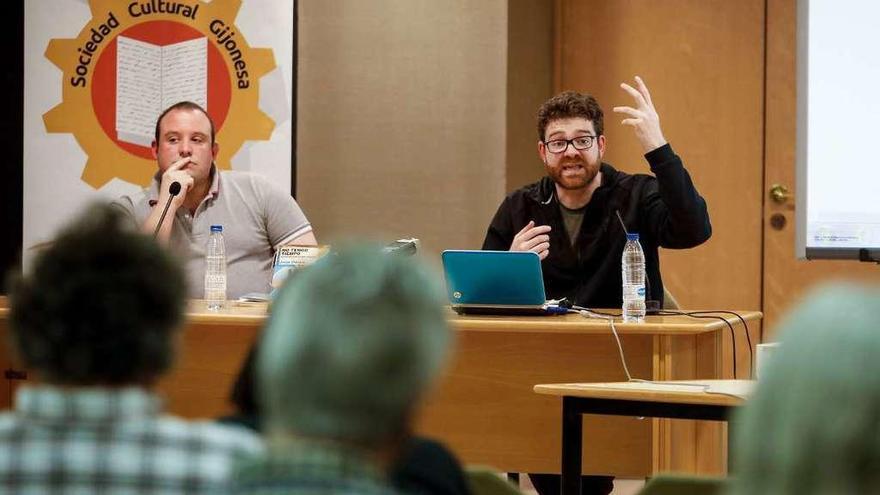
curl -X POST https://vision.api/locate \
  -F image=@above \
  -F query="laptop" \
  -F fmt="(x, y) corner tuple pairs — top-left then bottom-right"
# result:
(441, 250), (561, 315)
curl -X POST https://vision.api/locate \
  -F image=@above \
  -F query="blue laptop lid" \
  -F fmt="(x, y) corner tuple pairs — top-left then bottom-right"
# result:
(441, 250), (546, 306)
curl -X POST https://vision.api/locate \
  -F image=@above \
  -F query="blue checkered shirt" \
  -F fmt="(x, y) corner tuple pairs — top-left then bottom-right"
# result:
(0, 386), (264, 494)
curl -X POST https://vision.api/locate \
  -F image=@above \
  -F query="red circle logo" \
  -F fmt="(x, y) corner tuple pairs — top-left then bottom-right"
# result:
(91, 21), (232, 160)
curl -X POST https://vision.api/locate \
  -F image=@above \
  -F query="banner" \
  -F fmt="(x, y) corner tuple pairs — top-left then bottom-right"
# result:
(23, 0), (295, 260)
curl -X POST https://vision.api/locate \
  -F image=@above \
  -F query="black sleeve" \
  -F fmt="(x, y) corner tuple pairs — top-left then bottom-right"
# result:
(640, 144), (712, 249)
(481, 196), (515, 251)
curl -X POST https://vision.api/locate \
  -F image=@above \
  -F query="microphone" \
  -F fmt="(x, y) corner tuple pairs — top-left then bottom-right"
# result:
(168, 181), (182, 196)
(153, 181), (182, 238)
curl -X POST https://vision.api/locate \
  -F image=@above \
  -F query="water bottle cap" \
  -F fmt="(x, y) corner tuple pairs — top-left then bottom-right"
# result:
(210, 225), (223, 233)
(626, 232), (639, 241)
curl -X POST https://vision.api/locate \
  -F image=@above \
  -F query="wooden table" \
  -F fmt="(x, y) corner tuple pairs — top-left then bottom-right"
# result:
(0, 299), (761, 477)
(534, 380), (753, 495)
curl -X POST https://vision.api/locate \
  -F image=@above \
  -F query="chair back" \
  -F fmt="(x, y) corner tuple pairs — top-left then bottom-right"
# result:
(465, 467), (524, 495)
(639, 474), (726, 495)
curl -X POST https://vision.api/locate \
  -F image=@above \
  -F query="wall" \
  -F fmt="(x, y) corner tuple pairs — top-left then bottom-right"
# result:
(506, 0), (555, 191)
(297, 0), (553, 258)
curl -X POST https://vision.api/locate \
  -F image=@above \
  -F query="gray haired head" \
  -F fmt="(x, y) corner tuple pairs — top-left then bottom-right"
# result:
(730, 283), (880, 495)
(257, 243), (451, 447)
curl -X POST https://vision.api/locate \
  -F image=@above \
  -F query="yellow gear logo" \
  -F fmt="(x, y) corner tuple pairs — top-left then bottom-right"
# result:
(43, 0), (276, 188)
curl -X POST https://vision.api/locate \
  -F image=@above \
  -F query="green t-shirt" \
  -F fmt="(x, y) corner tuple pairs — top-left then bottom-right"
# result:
(559, 203), (586, 247)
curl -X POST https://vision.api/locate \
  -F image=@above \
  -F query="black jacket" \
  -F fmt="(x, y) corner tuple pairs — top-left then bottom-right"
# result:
(482, 144), (711, 309)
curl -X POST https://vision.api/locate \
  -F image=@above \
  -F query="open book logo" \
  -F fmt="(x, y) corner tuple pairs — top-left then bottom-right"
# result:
(42, 0), (279, 188)
(116, 36), (208, 147)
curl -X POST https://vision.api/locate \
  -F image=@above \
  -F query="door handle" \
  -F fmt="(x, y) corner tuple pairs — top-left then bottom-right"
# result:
(769, 184), (792, 204)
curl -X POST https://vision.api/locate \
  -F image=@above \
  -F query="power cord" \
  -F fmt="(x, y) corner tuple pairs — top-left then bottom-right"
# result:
(571, 306), (634, 381)
(658, 310), (753, 380)
(568, 305), (751, 381)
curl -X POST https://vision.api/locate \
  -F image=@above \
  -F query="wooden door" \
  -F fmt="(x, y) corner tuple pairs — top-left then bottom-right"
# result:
(557, 0), (765, 474)
(762, 0), (880, 332)
(557, 0), (765, 318)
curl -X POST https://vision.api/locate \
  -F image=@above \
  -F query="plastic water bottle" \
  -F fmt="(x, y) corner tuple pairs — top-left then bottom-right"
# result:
(205, 225), (227, 310)
(622, 232), (646, 323)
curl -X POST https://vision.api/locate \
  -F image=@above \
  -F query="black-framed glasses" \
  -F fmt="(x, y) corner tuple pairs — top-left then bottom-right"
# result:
(543, 135), (597, 153)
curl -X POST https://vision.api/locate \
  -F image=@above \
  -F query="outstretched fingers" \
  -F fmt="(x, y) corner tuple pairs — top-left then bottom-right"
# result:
(620, 82), (647, 109)
(635, 75), (653, 106)
(615, 75), (666, 153)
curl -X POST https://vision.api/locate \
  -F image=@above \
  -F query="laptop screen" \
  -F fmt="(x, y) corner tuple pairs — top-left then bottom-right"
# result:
(441, 250), (547, 306)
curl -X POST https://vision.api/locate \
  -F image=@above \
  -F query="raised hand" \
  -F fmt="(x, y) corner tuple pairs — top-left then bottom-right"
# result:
(510, 220), (551, 260)
(612, 76), (668, 153)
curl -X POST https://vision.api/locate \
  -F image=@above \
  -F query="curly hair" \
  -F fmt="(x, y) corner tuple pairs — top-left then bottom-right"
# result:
(8, 203), (187, 385)
(536, 91), (604, 141)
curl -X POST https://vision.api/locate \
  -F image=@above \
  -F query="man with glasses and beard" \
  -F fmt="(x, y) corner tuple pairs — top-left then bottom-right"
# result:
(482, 78), (712, 495)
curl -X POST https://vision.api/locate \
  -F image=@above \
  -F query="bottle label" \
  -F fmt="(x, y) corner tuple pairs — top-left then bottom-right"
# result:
(205, 274), (226, 288)
(623, 284), (645, 300)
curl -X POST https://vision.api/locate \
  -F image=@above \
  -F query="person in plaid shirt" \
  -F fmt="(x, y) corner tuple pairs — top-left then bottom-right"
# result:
(1, 203), (263, 494)
(231, 245), (453, 495)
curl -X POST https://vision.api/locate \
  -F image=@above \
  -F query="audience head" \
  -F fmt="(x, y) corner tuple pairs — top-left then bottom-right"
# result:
(536, 91), (604, 141)
(730, 283), (880, 495)
(257, 244), (450, 449)
(8, 203), (187, 386)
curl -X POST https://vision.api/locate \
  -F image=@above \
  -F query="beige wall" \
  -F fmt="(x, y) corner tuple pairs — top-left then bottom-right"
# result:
(506, 0), (555, 191)
(297, 0), (553, 257)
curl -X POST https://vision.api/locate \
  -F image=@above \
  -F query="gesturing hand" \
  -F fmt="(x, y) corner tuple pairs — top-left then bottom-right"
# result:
(510, 220), (551, 261)
(612, 76), (668, 153)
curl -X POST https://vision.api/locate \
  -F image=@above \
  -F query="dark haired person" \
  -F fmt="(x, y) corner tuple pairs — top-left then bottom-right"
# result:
(1, 204), (262, 493)
(114, 101), (316, 299)
(482, 78), (711, 494)
(484, 77), (711, 310)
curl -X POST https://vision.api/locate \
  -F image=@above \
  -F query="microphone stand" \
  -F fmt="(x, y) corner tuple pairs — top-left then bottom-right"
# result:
(153, 181), (181, 239)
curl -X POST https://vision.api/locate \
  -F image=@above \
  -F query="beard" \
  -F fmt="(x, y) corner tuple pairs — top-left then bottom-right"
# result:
(546, 159), (600, 190)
